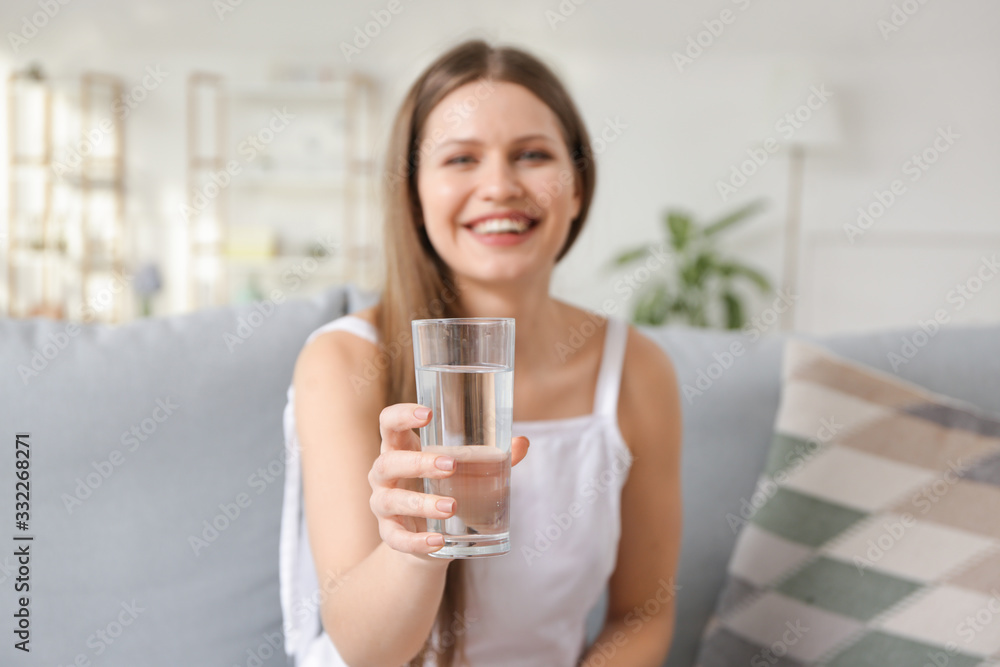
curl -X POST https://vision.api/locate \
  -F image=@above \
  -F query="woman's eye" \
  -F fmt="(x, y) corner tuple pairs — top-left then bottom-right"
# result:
(519, 150), (551, 161)
(444, 151), (550, 166)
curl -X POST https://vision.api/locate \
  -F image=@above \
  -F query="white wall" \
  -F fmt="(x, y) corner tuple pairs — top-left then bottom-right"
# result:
(2, 0), (997, 334)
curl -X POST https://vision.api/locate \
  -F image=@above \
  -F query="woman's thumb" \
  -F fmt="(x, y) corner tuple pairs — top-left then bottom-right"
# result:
(511, 435), (530, 467)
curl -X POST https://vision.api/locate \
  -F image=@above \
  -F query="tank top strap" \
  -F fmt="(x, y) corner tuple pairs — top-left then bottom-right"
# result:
(305, 314), (379, 346)
(593, 316), (628, 418)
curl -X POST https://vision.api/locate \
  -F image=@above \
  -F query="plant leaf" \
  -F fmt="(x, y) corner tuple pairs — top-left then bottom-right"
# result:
(608, 246), (650, 268)
(680, 260), (697, 288)
(716, 262), (772, 292)
(692, 252), (714, 286)
(647, 282), (670, 325)
(665, 211), (693, 251)
(633, 288), (654, 325)
(703, 199), (766, 237)
(722, 290), (743, 329)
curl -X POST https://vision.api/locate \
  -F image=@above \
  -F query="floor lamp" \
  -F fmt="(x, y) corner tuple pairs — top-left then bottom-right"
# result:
(760, 62), (843, 332)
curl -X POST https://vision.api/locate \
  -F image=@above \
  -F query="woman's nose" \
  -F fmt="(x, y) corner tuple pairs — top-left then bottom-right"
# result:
(477, 156), (524, 201)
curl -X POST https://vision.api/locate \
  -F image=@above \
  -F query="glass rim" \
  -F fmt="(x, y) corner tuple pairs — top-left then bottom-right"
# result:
(411, 317), (514, 325)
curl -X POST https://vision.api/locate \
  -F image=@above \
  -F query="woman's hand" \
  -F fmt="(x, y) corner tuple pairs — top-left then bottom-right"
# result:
(369, 403), (529, 558)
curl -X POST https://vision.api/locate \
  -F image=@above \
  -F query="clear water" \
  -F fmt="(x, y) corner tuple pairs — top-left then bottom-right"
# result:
(415, 363), (513, 557)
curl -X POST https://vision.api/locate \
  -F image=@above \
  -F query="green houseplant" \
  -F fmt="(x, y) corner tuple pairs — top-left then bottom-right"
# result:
(607, 200), (773, 328)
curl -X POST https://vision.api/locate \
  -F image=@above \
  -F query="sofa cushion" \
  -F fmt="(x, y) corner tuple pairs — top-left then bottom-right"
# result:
(0, 284), (375, 667)
(646, 322), (1000, 667)
(694, 339), (1000, 667)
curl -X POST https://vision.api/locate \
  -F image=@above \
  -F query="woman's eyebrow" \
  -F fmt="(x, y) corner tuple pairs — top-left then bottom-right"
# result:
(510, 133), (559, 144)
(434, 133), (560, 150)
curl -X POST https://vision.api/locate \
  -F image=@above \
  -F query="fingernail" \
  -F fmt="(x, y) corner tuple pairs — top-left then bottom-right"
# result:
(434, 456), (454, 471)
(414, 407), (431, 420)
(436, 499), (455, 513)
(427, 534), (444, 547)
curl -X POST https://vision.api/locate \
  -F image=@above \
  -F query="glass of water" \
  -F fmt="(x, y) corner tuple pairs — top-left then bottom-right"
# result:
(411, 317), (514, 558)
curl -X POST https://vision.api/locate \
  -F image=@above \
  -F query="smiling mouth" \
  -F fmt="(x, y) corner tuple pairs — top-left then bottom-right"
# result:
(463, 217), (539, 235)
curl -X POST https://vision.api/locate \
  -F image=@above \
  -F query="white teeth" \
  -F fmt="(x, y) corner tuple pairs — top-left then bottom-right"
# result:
(468, 217), (532, 235)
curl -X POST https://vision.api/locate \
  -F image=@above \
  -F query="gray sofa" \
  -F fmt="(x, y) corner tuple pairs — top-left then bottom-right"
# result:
(1, 283), (997, 667)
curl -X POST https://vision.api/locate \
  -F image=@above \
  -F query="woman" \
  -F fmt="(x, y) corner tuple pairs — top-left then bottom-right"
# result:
(280, 39), (682, 667)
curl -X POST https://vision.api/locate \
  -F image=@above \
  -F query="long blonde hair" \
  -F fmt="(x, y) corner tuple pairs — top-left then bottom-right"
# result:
(373, 39), (597, 666)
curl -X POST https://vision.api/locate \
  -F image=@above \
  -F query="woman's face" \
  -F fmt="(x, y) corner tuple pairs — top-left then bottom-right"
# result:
(416, 80), (582, 286)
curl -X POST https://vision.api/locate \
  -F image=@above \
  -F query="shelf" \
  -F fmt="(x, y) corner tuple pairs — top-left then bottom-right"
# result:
(191, 241), (225, 250)
(223, 246), (377, 265)
(231, 171), (349, 189)
(53, 175), (123, 189)
(10, 158), (50, 167)
(225, 261), (341, 276)
(224, 81), (350, 102)
(6, 250), (118, 272)
(190, 157), (227, 168)
(9, 246), (66, 255)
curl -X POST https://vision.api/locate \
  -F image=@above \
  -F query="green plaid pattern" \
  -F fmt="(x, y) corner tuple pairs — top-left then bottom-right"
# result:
(696, 340), (1000, 667)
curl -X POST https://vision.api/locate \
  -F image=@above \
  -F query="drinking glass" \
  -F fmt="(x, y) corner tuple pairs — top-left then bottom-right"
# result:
(411, 318), (514, 558)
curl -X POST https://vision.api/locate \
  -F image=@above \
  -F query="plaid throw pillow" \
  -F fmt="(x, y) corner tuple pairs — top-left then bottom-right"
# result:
(695, 339), (1000, 667)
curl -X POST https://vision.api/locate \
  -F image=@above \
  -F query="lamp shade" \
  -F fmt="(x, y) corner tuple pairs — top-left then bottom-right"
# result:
(757, 60), (843, 152)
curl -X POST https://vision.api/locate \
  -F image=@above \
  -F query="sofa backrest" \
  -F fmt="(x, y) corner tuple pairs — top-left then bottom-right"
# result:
(0, 284), (376, 667)
(2, 282), (997, 667)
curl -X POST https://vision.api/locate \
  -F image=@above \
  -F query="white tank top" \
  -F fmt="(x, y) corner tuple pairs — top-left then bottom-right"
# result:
(280, 313), (633, 666)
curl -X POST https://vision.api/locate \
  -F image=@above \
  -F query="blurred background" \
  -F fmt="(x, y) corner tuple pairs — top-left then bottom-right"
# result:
(0, 0), (997, 334)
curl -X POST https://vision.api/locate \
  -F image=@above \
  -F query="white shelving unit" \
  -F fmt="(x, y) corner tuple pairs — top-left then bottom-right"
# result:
(186, 72), (380, 309)
(4, 68), (129, 322)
